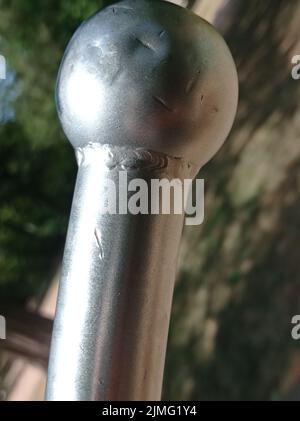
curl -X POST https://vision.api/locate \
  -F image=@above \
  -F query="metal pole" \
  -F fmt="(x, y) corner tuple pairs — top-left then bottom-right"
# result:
(46, 0), (238, 401)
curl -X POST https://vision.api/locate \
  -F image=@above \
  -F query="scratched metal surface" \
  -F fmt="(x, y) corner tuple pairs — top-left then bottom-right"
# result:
(46, 0), (238, 401)
(56, 0), (238, 169)
(47, 146), (191, 400)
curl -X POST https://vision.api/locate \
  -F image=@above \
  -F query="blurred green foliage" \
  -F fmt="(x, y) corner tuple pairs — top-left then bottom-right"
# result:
(0, 0), (118, 302)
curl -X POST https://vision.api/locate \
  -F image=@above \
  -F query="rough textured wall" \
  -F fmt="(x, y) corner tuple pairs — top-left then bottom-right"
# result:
(164, 0), (300, 401)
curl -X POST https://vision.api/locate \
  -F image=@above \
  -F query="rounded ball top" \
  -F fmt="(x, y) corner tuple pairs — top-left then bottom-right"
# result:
(56, 0), (238, 169)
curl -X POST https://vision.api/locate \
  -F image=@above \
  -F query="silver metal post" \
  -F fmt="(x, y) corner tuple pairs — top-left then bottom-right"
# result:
(46, 0), (238, 401)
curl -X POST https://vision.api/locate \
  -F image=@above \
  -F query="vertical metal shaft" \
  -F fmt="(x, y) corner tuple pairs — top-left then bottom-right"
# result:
(47, 146), (191, 400)
(46, 0), (238, 401)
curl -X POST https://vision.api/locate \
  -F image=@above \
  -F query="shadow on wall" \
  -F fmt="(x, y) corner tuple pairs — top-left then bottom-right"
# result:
(164, 0), (300, 401)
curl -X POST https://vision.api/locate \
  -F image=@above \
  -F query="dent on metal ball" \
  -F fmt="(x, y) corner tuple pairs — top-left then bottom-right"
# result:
(56, 0), (238, 169)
